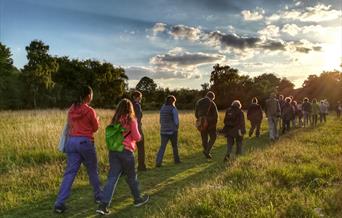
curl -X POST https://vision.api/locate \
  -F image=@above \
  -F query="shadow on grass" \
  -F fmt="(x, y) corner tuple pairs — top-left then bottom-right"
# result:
(1, 128), (296, 218)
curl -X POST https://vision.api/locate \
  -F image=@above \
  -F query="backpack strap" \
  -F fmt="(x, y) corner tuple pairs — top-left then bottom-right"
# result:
(123, 131), (131, 138)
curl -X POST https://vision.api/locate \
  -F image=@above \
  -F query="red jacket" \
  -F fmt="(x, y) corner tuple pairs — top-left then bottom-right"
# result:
(118, 115), (141, 152)
(68, 103), (99, 140)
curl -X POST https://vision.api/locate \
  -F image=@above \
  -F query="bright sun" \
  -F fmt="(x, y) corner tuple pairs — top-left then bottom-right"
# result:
(322, 30), (342, 69)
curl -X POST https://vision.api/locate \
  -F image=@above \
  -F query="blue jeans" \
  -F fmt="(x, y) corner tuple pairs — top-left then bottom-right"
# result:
(156, 131), (180, 166)
(102, 150), (141, 206)
(55, 136), (102, 206)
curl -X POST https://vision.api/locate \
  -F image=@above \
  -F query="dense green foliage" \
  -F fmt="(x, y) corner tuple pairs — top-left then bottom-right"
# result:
(0, 110), (341, 217)
(0, 41), (341, 110)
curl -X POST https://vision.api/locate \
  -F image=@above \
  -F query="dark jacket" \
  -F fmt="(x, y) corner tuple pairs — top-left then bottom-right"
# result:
(195, 97), (218, 129)
(265, 97), (281, 117)
(133, 100), (142, 127)
(281, 102), (294, 121)
(302, 102), (312, 113)
(223, 105), (246, 137)
(247, 103), (263, 123)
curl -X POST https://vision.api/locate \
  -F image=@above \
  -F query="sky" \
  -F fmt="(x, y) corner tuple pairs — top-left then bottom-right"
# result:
(0, 0), (341, 89)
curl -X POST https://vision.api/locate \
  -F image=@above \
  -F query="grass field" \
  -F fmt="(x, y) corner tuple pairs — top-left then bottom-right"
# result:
(0, 110), (341, 217)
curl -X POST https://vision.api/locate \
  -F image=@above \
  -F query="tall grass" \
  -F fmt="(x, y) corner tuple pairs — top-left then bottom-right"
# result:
(0, 110), (341, 217)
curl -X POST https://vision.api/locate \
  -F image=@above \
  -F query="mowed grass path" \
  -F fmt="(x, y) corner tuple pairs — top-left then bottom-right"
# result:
(0, 110), (341, 217)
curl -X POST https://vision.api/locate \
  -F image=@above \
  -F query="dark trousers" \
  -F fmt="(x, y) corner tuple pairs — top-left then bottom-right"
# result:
(320, 113), (326, 123)
(249, 121), (261, 137)
(136, 125), (146, 170)
(102, 150), (141, 206)
(282, 118), (291, 133)
(200, 128), (217, 153)
(312, 114), (318, 126)
(337, 111), (341, 118)
(156, 132), (180, 166)
(55, 136), (102, 207)
(227, 135), (243, 155)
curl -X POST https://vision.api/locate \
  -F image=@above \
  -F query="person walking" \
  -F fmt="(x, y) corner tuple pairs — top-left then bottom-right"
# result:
(195, 91), (218, 159)
(265, 93), (281, 142)
(319, 100), (328, 123)
(96, 99), (149, 215)
(222, 100), (246, 161)
(311, 98), (320, 126)
(132, 90), (147, 171)
(247, 97), (263, 137)
(297, 101), (304, 127)
(291, 100), (298, 128)
(281, 97), (294, 133)
(156, 95), (181, 167)
(302, 98), (312, 127)
(54, 86), (102, 213)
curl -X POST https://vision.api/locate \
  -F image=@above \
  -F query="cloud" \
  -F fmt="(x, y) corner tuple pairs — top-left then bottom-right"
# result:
(151, 22), (167, 37)
(267, 3), (341, 23)
(258, 25), (280, 38)
(281, 24), (301, 36)
(203, 31), (260, 50)
(149, 22), (322, 55)
(169, 24), (201, 41)
(241, 8), (265, 21)
(125, 66), (193, 80)
(125, 48), (224, 80)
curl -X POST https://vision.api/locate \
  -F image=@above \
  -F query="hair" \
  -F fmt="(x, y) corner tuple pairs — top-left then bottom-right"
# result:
(74, 85), (93, 106)
(252, 97), (258, 104)
(231, 100), (242, 109)
(279, 95), (284, 100)
(303, 97), (309, 102)
(111, 98), (135, 125)
(312, 98), (317, 103)
(206, 91), (215, 100)
(292, 100), (297, 105)
(132, 90), (142, 99)
(165, 95), (176, 105)
(285, 97), (292, 103)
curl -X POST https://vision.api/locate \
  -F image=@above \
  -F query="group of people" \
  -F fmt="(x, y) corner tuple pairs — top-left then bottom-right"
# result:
(53, 85), (338, 215)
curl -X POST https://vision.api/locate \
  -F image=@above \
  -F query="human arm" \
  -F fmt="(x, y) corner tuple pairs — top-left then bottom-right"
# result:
(130, 119), (142, 142)
(172, 107), (179, 129)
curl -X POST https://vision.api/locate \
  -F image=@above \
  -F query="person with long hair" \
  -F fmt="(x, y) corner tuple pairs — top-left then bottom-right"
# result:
(54, 85), (102, 213)
(96, 99), (149, 215)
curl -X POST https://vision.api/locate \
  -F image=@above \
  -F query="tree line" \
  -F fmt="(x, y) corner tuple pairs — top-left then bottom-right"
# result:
(0, 40), (341, 110)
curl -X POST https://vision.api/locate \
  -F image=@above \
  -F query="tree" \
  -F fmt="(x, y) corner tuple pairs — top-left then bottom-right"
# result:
(22, 40), (58, 108)
(136, 76), (157, 94)
(209, 64), (242, 108)
(135, 76), (158, 107)
(0, 43), (25, 109)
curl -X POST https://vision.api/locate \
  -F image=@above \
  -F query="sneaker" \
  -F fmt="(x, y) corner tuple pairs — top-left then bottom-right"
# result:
(223, 154), (230, 162)
(175, 160), (181, 164)
(202, 151), (212, 159)
(96, 203), (110, 215)
(155, 163), (162, 168)
(134, 195), (150, 207)
(54, 204), (66, 214)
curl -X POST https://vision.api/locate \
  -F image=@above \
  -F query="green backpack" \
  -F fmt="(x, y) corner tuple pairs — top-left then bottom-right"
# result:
(105, 123), (130, 152)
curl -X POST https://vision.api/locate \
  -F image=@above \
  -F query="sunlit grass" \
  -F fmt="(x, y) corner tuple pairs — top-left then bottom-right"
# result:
(0, 110), (341, 217)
